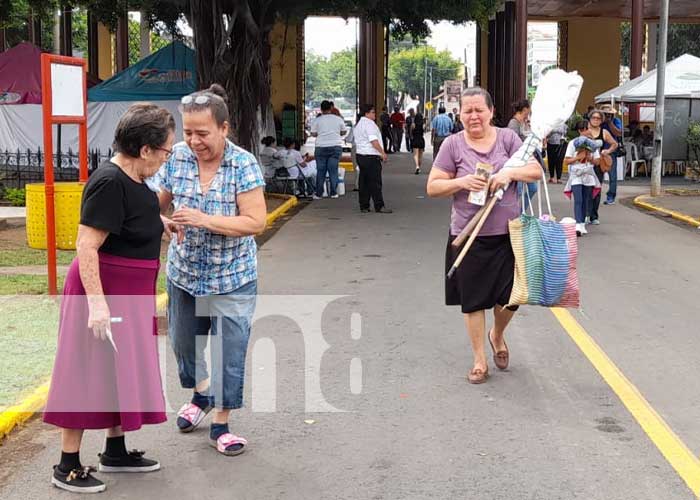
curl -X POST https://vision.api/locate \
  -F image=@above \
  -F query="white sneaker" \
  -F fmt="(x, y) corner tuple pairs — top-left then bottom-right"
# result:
(590, 219), (600, 225)
(584, 216), (590, 224)
(312, 195), (322, 200)
(576, 223), (587, 235)
(331, 194), (339, 199)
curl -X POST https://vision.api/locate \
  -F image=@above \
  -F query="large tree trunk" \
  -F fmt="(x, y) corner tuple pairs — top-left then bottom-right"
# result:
(189, 0), (275, 151)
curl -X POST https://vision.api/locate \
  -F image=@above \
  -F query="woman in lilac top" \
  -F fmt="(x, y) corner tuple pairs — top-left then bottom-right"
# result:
(427, 87), (542, 385)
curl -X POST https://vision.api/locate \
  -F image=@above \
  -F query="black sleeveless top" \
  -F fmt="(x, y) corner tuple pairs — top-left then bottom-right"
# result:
(592, 127), (611, 150)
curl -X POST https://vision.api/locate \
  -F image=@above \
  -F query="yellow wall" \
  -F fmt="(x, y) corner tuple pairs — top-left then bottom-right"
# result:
(566, 18), (621, 112)
(269, 21), (301, 117)
(97, 23), (113, 80)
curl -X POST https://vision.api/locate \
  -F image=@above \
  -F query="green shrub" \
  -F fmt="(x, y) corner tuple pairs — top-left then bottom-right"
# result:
(4, 188), (26, 207)
(685, 120), (700, 160)
(566, 112), (584, 141)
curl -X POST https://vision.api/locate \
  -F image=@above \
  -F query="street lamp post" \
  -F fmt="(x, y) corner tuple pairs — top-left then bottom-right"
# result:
(429, 66), (434, 120)
(423, 56), (428, 116)
(651, 0), (669, 197)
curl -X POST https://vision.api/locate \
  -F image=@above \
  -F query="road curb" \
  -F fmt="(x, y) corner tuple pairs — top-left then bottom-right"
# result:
(633, 195), (700, 228)
(0, 194), (299, 441)
(265, 193), (298, 228)
(0, 381), (50, 439)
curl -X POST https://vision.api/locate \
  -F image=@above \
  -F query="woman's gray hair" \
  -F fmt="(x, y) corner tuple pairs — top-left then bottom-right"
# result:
(460, 87), (494, 110)
(180, 83), (229, 126)
(113, 103), (175, 158)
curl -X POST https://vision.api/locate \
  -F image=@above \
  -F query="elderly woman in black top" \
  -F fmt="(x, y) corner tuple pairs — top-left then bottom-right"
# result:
(44, 103), (181, 493)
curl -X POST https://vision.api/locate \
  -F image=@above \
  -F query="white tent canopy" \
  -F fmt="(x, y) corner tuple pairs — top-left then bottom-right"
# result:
(596, 54), (700, 103)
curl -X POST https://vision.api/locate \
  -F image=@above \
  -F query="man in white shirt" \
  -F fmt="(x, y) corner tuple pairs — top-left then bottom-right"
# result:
(353, 103), (393, 213)
(310, 100), (347, 199)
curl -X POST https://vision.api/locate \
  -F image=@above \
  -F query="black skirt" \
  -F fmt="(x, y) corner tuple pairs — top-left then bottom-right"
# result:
(445, 233), (519, 314)
(412, 133), (425, 149)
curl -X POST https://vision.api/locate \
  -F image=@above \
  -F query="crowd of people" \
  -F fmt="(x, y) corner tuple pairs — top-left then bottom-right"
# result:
(40, 75), (652, 493)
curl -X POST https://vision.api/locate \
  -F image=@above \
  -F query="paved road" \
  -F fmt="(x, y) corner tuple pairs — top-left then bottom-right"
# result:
(2, 153), (699, 499)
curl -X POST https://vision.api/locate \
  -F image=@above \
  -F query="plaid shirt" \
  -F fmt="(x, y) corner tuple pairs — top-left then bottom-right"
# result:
(151, 140), (265, 297)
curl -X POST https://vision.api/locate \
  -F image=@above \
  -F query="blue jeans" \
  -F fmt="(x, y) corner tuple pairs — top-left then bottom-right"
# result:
(315, 146), (342, 197)
(167, 279), (257, 409)
(572, 184), (593, 223)
(606, 151), (618, 202)
(517, 182), (538, 212)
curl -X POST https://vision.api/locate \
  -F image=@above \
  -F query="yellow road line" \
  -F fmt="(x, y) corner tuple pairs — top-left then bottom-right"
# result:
(0, 381), (50, 439)
(551, 307), (700, 496)
(634, 195), (700, 228)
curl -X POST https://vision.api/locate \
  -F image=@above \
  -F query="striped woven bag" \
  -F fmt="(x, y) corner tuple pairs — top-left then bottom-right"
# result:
(507, 175), (580, 308)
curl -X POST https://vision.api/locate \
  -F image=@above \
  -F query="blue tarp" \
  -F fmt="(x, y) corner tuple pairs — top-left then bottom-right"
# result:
(88, 41), (197, 102)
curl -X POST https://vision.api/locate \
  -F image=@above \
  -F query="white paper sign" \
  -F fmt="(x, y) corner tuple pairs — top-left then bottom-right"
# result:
(50, 63), (84, 117)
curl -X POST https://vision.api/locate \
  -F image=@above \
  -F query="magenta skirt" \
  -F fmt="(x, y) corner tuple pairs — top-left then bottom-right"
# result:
(43, 253), (167, 431)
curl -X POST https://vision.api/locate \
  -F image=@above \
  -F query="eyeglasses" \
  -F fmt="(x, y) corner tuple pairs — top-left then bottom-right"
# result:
(181, 95), (211, 105)
(155, 147), (173, 159)
(590, 115), (603, 120)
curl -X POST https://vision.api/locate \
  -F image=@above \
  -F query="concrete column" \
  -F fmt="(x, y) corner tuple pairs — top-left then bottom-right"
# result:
(97, 23), (114, 80)
(495, 10), (506, 125)
(376, 23), (386, 113)
(140, 11), (151, 60)
(475, 23), (482, 87)
(359, 20), (385, 114)
(631, 0), (644, 79)
(630, 0), (644, 121)
(60, 3), (72, 56)
(87, 12), (99, 76)
(115, 12), (129, 71)
(53, 10), (61, 54)
(487, 19), (497, 104)
(479, 26), (489, 89)
(504, 2), (516, 109)
(515, 0), (528, 102)
(646, 22), (657, 70)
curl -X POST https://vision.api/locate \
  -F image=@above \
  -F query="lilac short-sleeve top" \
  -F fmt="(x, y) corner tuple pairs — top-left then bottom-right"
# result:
(433, 128), (523, 236)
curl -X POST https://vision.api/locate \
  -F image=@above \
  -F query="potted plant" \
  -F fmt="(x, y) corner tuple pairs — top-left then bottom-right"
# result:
(684, 120), (700, 182)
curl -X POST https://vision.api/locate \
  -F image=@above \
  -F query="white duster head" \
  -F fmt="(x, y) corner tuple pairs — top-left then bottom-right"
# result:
(530, 69), (584, 140)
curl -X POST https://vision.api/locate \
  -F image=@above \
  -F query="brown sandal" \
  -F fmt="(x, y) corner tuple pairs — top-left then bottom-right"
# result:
(488, 329), (509, 370)
(467, 366), (489, 384)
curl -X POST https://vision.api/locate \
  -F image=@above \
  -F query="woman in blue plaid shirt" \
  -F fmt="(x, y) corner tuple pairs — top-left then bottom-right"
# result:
(152, 84), (266, 456)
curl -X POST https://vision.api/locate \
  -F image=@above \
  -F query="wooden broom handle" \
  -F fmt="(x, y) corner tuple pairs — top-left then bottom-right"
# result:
(446, 195), (499, 279)
(451, 204), (487, 248)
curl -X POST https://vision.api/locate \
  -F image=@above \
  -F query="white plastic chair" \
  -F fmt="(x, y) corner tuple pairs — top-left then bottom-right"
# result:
(628, 143), (648, 177)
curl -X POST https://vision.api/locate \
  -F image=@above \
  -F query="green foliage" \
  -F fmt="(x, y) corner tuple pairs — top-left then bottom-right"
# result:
(685, 120), (700, 160)
(306, 43), (461, 110)
(4, 188), (26, 207)
(72, 0), (499, 150)
(305, 48), (357, 103)
(127, 16), (170, 66)
(566, 111), (584, 141)
(388, 45), (461, 105)
(621, 22), (700, 68)
(0, 296), (59, 409)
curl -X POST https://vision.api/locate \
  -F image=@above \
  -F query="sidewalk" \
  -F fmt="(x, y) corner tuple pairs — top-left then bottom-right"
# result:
(633, 189), (700, 228)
